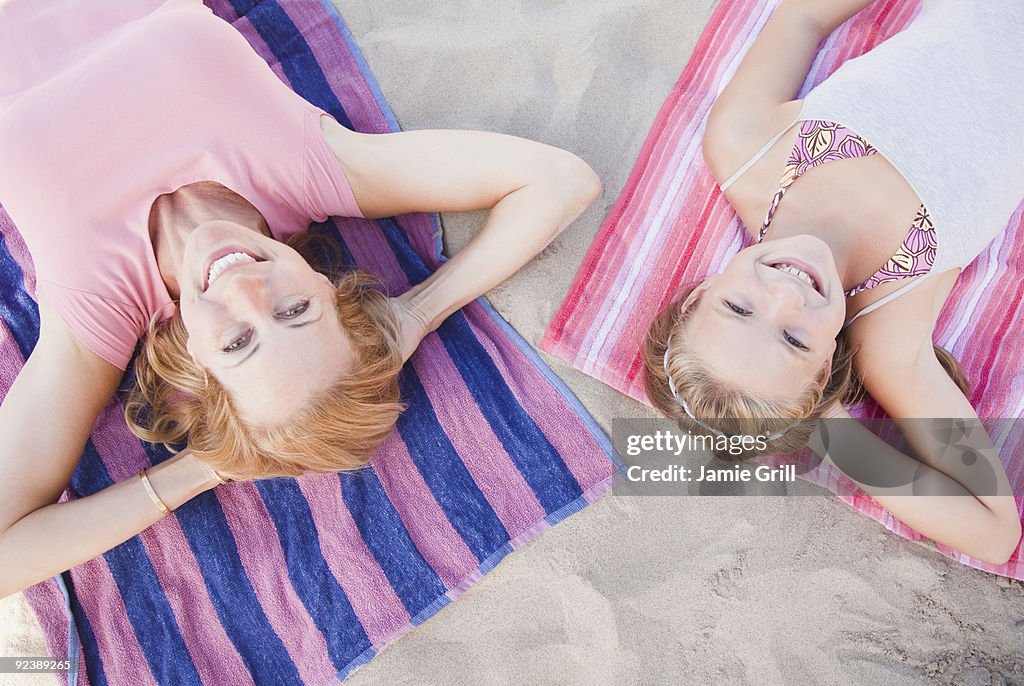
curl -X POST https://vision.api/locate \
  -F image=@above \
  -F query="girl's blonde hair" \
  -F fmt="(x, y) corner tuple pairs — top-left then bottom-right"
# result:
(642, 281), (971, 461)
(124, 232), (404, 480)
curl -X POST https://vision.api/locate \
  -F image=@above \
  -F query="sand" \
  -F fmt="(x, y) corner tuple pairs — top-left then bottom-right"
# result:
(2, 1), (1023, 684)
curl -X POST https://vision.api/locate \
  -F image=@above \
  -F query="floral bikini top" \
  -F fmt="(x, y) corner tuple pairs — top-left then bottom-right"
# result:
(758, 120), (937, 297)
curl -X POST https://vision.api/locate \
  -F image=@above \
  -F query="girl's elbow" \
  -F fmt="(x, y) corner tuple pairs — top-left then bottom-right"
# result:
(974, 515), (1022, 566)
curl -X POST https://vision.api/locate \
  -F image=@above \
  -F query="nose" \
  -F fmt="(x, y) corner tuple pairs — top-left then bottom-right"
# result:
(762, 274), (807, 313)
(223, 269), (271, 312)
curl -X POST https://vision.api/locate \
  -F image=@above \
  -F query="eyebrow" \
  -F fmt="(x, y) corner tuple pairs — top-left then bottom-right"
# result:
(287, 312), (324, 329)
(714, 305), (809, 359)
(229, 342), (261, 368)
(226, 312), (325, 369)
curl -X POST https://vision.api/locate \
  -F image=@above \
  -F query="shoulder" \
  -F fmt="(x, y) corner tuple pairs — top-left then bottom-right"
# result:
(846, 269), (960, 394)
(35, 282), (146, 371)
(32, 299), (125, 389)
(703, 101), (802, 182)
(703, 100), (804, 228)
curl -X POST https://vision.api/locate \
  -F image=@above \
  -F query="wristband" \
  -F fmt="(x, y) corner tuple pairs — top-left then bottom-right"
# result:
(138, 469), (170, 516)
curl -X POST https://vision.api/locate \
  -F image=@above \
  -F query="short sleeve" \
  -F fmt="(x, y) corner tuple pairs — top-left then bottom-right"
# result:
(303, 108), (364, 221)
(36, 280), (145, 370)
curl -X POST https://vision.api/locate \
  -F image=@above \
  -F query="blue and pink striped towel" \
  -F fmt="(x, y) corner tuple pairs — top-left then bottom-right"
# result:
(0, 1), (618, 683)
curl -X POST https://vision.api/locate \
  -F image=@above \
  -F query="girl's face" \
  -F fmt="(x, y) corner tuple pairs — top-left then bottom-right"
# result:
(177, 220), (353, 426)
(682, 234), (847, 399)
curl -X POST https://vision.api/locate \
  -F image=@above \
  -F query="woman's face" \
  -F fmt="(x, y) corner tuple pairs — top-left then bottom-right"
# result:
(177, 220), (353, 426)
(683, 234), (847, 400)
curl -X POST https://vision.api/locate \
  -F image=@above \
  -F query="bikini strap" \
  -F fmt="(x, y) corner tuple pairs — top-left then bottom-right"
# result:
(718, 108), (804, 192)
(842, 272), (936, 330)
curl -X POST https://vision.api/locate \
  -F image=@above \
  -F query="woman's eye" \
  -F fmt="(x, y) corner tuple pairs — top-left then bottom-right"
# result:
(784, 331), (809, 351)
(222, 329), (253, 353)
(279, 300), (310, 319)
(725, 300), (751, 316)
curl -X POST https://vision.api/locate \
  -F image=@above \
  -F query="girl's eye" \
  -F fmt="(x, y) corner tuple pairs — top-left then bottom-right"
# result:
(725, 300), (751, 316)
(784, 331), (809, 351)
(279, 300), (310, 319)
(222, 329), (253, 353)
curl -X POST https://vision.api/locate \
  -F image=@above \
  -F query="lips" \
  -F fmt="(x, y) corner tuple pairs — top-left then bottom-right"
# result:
(203, 248), (262, 291)
(766, 259), (825, 298)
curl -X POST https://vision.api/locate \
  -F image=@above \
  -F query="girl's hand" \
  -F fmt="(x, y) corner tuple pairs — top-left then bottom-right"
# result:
(388, 293), (432, 363)
(821, 401), (851, 420)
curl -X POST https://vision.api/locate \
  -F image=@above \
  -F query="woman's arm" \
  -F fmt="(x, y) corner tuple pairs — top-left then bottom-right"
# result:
(321, 121), (601, 358)
(0, 303), (220, 599)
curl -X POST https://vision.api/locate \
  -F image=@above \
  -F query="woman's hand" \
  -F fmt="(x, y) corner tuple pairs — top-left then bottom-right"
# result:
(181, 451), (231, 489)
(388, 293), (432, 363)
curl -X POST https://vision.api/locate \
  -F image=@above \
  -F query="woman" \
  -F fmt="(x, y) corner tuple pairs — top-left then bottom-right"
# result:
(0, 0), (600, 598)
(644, 0), (1022, 563)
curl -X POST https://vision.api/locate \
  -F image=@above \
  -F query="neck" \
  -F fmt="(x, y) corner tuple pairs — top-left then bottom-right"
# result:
(149, 182), (270, 299)
(759, 209), (871, 294)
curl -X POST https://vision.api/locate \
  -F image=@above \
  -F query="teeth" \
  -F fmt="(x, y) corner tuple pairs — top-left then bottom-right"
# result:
(207, 251), (256, 288)
(771, 262), (819, 293)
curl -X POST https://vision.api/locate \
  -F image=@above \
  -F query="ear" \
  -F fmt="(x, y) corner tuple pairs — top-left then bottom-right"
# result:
(817, 337), (838, 379)
(185, 333), (203, 368)
(679, 276), (717, 314)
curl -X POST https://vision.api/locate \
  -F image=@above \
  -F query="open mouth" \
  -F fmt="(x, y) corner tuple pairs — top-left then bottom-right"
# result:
(204, 250), (262, 291)
(767, 261), (824, 297)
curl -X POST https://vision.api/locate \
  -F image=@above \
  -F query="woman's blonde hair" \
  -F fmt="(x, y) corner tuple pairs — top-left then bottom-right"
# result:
(642, 281), (971, 461)
(124, 231), (404, 480)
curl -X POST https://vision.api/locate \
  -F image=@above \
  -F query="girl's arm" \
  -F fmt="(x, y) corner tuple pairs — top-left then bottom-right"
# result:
(0, 303), (220, 599)
(810, 374), (1020, 565)
(703, 0), (877, 181)
(321, 122), (601, 358)
(808, 295), (1021, 564)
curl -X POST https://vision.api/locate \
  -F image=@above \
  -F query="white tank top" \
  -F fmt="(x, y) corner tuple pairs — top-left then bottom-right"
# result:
(801, 0), (1024, 276)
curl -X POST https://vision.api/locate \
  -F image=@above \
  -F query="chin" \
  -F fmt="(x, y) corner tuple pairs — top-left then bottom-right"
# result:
(190, 219), (251, 245)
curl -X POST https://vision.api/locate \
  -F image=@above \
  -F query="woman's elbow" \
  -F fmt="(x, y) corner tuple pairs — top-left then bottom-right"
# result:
(0, 543), (20, 600)
(547, 150), (602, 218)
(0, 581), (19, 602)
(574, 158), (603, 209)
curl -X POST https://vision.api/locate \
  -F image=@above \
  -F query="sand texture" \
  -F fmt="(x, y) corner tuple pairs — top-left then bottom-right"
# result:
(2, 2), (1023, 685)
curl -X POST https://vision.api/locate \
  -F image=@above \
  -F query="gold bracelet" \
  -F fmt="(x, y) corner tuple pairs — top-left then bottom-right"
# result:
(202, 461), (228, 485)
(138, 469), (170, 516)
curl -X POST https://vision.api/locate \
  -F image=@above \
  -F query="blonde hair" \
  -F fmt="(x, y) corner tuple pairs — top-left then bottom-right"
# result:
(642, 281), (971, 461)
(124, 232), (404, 480)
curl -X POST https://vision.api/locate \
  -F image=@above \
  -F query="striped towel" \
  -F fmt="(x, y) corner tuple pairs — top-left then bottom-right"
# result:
(541, 0), (1024, 579)
(0, 1), (618, 684)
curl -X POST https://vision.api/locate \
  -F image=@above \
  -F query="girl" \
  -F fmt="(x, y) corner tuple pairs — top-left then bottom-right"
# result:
(644, 0), (1022, 564)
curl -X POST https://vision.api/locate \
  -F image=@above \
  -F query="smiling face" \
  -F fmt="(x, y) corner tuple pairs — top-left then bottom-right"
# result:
(683, 234), (847, 400)
(177, 220), (353, 427)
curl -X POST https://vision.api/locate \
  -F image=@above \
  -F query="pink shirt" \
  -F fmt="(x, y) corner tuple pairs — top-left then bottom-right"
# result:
(0, 0), (362, 369)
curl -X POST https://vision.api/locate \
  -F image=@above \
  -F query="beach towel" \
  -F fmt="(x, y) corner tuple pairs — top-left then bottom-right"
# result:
(541, 0), (1024, 579)
(0, 1), (618, 683)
